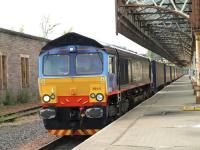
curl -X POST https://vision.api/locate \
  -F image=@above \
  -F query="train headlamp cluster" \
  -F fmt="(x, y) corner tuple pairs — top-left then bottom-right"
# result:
(96, 93), (104, 101)
(90, 93), (104, 101)
(42, 94), (55, 103)
(43, 95), (50, 102)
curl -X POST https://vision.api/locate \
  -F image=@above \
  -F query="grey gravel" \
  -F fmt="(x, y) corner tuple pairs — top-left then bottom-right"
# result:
(0, 115), (88, 150)
(0, 116), (48, 150)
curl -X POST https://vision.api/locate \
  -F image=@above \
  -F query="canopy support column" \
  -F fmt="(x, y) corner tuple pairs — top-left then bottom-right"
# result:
(194, 32), (200, 103)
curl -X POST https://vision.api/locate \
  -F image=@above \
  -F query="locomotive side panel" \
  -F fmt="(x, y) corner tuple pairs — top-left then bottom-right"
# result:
(142, 59), (151, 84)
(175, 67), (177, 79)
(166, 65), (171, 83)
(156, 62), (165, 88)
(119, 58), (129, 85)
(132, 58), (143, 83)
(117, 52), (150, 87)
(171, 66), (175, 81)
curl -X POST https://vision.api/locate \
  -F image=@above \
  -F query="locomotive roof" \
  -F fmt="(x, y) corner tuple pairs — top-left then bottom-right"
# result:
(41, 32), (104, 53)
(40, 32), (148, 60)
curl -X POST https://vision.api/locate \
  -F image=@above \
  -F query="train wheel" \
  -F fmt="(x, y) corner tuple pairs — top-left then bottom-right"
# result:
(143, 91), (147, 100)
(128, 97), (135, 110)
(147, 89), (152, 98)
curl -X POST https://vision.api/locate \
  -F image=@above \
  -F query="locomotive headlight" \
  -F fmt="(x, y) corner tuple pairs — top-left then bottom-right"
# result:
(96, 93), (104, 101)
(43, 95), (50, 102)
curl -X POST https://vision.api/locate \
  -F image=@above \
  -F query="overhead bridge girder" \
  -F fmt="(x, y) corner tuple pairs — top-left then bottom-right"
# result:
(116, 0), (193, 66)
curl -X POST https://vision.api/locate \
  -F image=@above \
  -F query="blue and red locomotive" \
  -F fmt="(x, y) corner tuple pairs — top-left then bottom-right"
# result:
(38, 33), (184, 136)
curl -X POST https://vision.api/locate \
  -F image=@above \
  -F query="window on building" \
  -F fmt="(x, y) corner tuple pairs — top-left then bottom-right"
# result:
(0, 55), (7, 90)
(21, 57), (29, 88)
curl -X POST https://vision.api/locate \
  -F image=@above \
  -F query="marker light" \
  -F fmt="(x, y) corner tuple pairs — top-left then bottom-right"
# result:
(69, 47), (74, 52)
(90, 93), (96, 98)
(50, 94), (55, 99)
(96, 93), (104, 101)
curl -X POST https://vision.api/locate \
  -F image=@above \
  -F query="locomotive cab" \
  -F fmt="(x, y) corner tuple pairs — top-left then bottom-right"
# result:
(38, 45), (111, 135)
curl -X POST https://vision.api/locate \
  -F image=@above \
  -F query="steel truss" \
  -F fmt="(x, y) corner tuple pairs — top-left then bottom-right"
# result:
(116, 0), (192, 66)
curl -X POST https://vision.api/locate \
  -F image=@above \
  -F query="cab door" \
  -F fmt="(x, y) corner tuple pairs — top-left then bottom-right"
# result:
(108, 55), (117, 92)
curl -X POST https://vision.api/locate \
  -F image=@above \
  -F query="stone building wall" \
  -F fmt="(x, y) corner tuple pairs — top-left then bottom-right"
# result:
(0, 28), (48, 104)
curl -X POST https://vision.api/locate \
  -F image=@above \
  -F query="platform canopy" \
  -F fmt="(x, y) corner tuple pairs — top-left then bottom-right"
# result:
(116, 0), (193, 66)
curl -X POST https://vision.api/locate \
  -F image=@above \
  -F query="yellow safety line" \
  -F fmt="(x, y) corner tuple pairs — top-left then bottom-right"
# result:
(183, 105), (200, 111)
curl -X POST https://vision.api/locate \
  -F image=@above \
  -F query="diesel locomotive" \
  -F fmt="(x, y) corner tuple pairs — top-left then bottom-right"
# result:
(38, 33), (183, 136)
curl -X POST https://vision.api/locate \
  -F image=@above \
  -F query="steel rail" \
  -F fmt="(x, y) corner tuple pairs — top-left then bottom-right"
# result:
(37, 137), (65, 150)
(0, 106), (41, 123)
(37, 136), (89, 150)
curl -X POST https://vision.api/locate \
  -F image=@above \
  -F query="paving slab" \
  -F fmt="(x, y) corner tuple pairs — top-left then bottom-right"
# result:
(74, 76), (200, 150)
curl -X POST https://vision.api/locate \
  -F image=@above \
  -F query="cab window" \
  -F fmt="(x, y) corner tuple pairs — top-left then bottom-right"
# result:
(43, 54), (69, 76)
(76, 53), (103, 75)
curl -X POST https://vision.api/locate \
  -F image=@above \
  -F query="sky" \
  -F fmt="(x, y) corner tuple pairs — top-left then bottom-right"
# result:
(0, 0), (148, 54)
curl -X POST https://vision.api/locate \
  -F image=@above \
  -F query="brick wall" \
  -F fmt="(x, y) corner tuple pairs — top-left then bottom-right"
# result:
(0, 28), (48, 104)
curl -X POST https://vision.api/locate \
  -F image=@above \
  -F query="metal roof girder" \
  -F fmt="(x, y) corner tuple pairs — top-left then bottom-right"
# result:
(118, 12), (175, 61)
(116, 0), (192, 66)
(121, 3), (190, 19)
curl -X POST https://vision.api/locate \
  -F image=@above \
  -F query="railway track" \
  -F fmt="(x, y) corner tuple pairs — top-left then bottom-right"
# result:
(0, 106), (41, 123)
(37, 136), (89, 150)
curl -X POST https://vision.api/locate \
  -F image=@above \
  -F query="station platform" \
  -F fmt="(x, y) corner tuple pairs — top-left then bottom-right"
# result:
(74, 75), (200, 150)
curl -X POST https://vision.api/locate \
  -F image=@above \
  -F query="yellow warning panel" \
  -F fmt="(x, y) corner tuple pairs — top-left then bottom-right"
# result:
(194, 106), (200, 111)
(183, 105), (200, 111)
